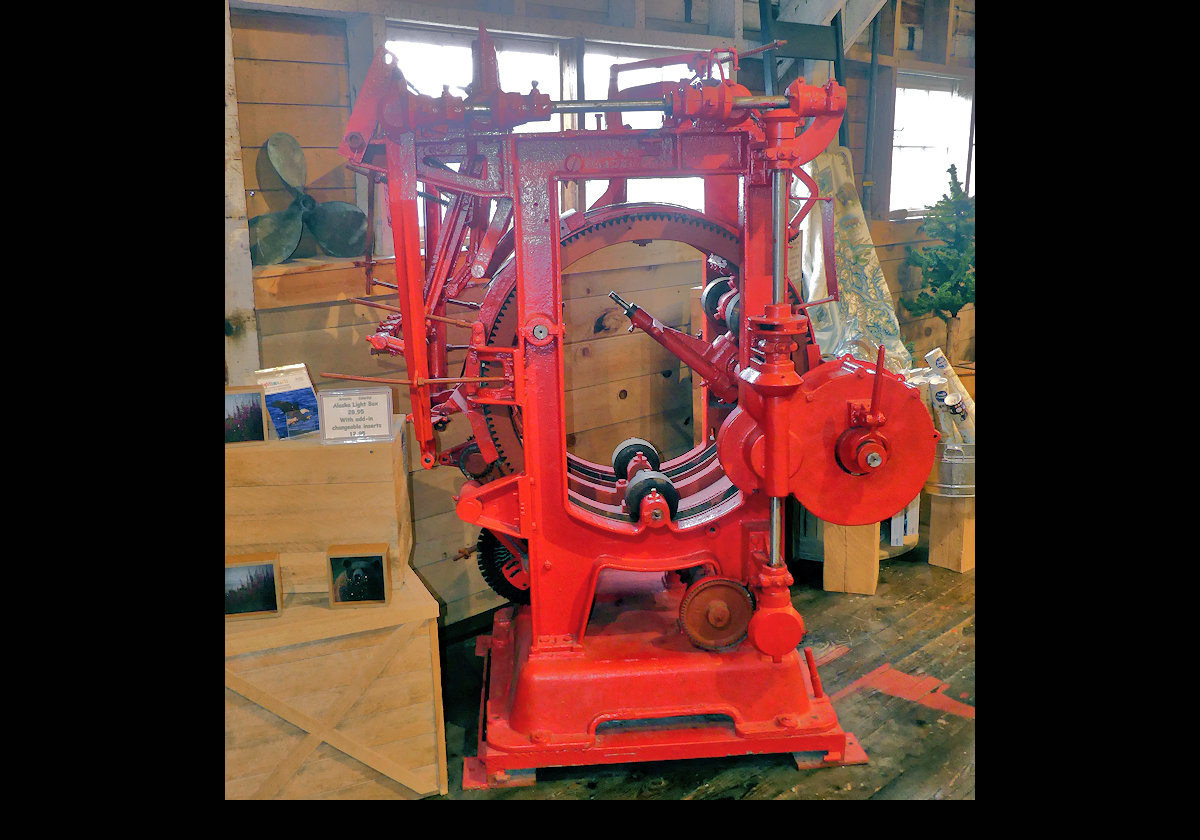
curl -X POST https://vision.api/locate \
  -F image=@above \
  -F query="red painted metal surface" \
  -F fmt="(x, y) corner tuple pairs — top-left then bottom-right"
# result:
(331, 28), (936, 788)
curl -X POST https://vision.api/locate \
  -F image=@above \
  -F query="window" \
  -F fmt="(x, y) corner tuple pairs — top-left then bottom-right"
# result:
(379, 29), (707, 212)
(383, 27), (564, 243)
(385, 27), (561, 132)
(581, 46), (705, 211)
(889, 73), (974, 217)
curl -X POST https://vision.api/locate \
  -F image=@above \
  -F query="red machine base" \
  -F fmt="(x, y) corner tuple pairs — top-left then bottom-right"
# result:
(462, 592), (868, 790)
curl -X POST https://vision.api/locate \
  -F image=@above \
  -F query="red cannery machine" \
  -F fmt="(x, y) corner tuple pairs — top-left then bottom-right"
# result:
(328, 28), (938, 789)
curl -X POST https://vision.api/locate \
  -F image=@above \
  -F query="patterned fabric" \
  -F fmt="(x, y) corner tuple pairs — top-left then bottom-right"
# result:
(791, 146), (911, 372)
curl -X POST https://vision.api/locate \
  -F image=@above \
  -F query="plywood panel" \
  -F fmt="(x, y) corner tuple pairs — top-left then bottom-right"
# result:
(567, 405), (693, 464)
(565, 369), (691, 434)
(238, 103), (351, 150)
(563, 330), (685, 390)
(233, 59), (350, 106)
(229, 10), (348, 64)
(253, 259), (398, 310)
(563, 284), (693, 343)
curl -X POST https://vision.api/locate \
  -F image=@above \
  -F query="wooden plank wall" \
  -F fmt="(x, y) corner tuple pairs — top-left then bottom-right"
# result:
(561, 240), (702, 464)
(886, 0), (975, 69)
(229, 10), (356, 225)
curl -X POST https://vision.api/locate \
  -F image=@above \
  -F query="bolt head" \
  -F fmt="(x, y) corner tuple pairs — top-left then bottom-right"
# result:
(865, 451), (883, 468)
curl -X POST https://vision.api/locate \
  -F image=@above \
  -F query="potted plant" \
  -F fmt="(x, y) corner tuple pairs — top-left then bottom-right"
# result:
(900, 165), (975, 365)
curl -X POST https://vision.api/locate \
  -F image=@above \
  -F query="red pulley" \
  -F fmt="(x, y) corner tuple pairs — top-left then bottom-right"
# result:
(717, 354), (939, 527)
(788, 354), (939, 526)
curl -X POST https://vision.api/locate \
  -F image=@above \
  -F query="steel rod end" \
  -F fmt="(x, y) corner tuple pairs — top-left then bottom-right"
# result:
(608, 291), (636, 315)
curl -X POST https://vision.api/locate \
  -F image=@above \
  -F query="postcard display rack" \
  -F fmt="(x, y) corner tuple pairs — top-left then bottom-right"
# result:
(225, 420), (449, 799)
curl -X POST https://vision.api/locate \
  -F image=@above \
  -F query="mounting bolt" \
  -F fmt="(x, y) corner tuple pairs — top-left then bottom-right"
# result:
(532, 324), (549, 340)
(651, 509), (663, 521)
(865, 452), (883, 468)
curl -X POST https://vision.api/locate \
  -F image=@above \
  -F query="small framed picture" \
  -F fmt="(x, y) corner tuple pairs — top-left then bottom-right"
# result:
(327, 544), (391, 608)
(225, 553), (282, 620)
(255, 363), (320, 440)
(225, 385), (269, 445)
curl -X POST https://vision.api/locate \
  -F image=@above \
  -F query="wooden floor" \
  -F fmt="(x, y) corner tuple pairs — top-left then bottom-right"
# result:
(430, 539), (975, 800)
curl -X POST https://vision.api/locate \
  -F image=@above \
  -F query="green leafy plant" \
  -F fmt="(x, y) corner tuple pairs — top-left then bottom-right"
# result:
(900, 165), (975, 363)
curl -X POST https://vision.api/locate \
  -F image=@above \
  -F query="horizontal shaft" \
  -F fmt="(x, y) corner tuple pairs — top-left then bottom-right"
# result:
(464, 95), (792, 118)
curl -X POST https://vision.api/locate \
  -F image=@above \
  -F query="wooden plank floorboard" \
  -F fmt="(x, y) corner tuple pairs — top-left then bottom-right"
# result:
(429, 539), (975, 800)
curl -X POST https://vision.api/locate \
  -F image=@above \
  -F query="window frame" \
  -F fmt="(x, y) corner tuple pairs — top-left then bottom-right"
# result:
(886, 70), (975, 219)
(384, 23), (565, 130)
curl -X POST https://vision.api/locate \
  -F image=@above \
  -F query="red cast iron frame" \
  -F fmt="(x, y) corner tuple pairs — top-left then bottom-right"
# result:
(331, 28), (937, 788)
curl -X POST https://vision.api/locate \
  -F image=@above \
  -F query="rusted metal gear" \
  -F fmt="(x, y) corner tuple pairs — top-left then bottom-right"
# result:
(678, 576), (756, 651)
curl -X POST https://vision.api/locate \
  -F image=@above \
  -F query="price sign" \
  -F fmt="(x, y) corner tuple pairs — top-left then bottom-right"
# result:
(318, 387), (395, 444)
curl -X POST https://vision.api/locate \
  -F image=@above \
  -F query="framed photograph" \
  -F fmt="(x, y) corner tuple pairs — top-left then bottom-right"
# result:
(327, 544), (391, 608)
(225, 385), (269, 445)
(318, 387), (395, 445)
(225, 553), (282, 620)
(254, 363), (320, 440)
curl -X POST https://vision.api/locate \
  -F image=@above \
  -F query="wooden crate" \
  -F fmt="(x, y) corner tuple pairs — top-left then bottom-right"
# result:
(225, 425), (411, 593)
(224, 577), (448, 799)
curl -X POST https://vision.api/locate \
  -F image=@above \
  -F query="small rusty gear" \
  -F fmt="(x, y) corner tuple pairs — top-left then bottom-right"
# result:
(678, 576), (755, 651)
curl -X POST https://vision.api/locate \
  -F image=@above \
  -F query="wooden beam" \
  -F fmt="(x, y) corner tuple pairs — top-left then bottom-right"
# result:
(346, 12), (392, 261)
(559, 36), (585, 212)
(840, 0), (889, 49)
(865, 62), (894, 220)
(225, 0), (261, 385)
(890, 0), (904, 56)
(921, 0), (953, 65)
(607, 0), (646, 30)
(778, 0), (844, 27)
(230, 0), (766, 52)
(707, 0), (743, 41)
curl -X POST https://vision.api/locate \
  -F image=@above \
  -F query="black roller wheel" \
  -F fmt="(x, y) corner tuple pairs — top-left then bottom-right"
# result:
(723, 291), (741, 333)
(624, 469), (680, 523)
(611, 437), (661, 480)
(700, 277), (733, 322)
(476, 528), (530, 604)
